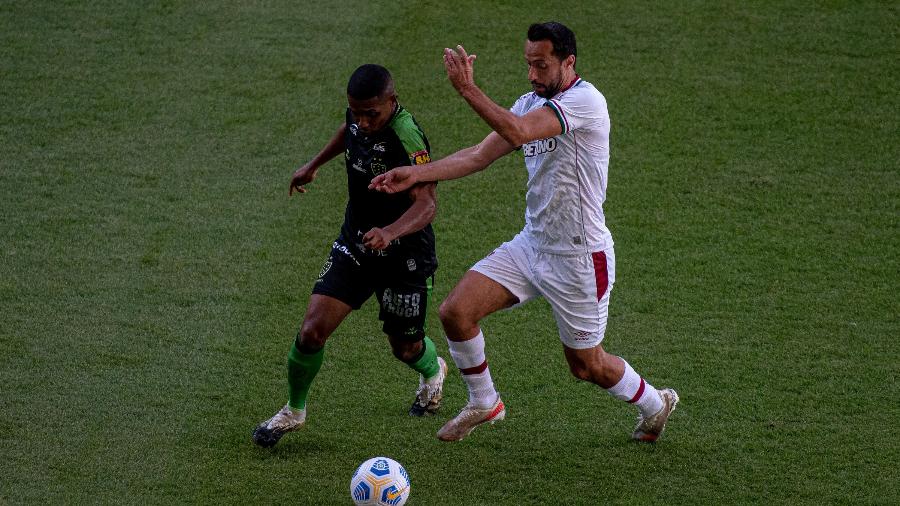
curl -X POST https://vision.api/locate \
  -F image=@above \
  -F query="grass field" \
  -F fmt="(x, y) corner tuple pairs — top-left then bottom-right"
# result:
(2, 1), (898, 504)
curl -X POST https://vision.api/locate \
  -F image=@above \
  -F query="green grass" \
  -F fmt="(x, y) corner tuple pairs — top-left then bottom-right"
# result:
(2, 1), (898, 504)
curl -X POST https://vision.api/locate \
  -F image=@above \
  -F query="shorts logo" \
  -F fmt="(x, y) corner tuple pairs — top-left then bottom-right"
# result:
(317, 257), (333, 281)
(572, 330), (593, 341)
(411, 150), (431, 165)
(522, 138), (557, 157)
(381, 288), (421, 318)
(333, 241), (360, 265)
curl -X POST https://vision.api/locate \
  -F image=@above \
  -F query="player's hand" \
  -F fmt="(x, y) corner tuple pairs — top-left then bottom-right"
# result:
(289, 163), (317, 195)
(444, 44), (477, 95)
(368, 167), (416, 194)
(362, 227), (395, 250)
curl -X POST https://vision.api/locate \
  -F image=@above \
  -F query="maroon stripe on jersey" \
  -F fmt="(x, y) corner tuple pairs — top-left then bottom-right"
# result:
(628, 378), (646, 403)
(591, 251), (609, 301)
(460, 361), (488, 375)
(550, 100), (570, 133)
(559, 74), (581, 93)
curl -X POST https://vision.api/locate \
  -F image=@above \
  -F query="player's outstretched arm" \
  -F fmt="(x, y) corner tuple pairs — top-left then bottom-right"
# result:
(362, 183), (437, 250)
(289, 123), (347, 196)
(444, 45), (561, 146)
(369, 132), (514, 194)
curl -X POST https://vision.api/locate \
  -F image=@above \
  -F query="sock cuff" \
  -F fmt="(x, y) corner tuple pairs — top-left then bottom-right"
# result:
(409, 337), (441, 379)
(448, 331), (486, 370)
(607, 357), (641, 398)
(408, 336), (434, 364)
(289, 341), (324, 365)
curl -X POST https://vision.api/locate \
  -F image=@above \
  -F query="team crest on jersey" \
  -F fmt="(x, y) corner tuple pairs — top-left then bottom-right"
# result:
(410, 149), (431, 165)
(370, 159), (387, 175)
(349, 124), (359, 135)
(522, 138), (557, 157)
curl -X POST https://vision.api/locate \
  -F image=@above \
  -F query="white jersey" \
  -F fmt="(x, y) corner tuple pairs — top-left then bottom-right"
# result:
(510, 77), (612, 254)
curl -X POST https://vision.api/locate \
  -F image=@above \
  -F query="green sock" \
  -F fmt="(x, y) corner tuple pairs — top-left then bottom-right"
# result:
(408, 337), (440, 380)
(287, 342), (324, 410)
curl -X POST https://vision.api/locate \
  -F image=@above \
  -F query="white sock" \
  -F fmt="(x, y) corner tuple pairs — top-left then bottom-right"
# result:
(447, 330), (499, 409)
(606, 357), (664, 417)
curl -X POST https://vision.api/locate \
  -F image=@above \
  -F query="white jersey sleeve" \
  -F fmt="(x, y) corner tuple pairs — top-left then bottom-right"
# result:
(510, 93), (532, 117)
(544, 88), (607, 135)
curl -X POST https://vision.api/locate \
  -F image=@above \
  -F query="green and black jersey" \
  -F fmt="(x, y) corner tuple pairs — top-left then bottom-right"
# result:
(339, 105), (436, 275)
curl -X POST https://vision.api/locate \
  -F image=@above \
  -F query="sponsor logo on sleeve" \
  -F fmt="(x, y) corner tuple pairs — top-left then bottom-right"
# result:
(410, 150), (431, 165)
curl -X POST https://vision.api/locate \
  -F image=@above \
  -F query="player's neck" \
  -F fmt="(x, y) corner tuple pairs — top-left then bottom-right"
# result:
(560, 72), (580, 93)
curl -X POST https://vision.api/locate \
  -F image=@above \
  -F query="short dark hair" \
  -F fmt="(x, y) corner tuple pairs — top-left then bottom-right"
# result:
(347, 64), (393, 100)
(527, 22), (577, 60)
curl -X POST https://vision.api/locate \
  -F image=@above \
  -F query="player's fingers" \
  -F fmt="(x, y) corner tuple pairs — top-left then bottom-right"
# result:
(444, 48), (457, 69)
(456, 45), (469, 63)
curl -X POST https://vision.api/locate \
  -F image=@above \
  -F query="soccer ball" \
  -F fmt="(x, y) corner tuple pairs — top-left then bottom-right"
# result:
(350, 456), (411, 506)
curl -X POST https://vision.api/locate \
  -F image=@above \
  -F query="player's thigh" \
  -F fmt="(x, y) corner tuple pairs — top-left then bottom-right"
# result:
(538, 249), (615, 349)
(376, 273), (434, 341)
(298, 294), (354, 345)
(457, 235), (540, 320)
(442, 270), (521, 325)
(311, 240), (376, 310)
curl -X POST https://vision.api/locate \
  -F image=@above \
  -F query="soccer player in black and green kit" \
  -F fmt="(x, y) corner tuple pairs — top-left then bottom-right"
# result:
(252, 64), (447, 448)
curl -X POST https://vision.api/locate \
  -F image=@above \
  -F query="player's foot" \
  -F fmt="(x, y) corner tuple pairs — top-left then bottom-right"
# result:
(632, 388), (679, 442)
(409, 357), (448, 416)
(252, 404), (306, 448)
(437, 395), (505, 442)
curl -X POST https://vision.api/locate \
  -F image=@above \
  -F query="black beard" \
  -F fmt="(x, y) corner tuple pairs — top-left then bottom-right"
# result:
(532, 80), (562, 98)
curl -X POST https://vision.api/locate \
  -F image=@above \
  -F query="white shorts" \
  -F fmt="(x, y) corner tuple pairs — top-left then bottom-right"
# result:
(471, 233), (616, 349)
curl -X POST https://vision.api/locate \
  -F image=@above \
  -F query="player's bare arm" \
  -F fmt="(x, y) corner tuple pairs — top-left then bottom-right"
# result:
(444, 45), (561, 146)
(368, 132), (514, 194)
(289, 123), (347, 195)
(362, 182), (437, 250)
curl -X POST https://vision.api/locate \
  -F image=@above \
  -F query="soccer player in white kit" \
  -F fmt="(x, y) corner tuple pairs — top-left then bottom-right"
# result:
(370, 22), (678, 442)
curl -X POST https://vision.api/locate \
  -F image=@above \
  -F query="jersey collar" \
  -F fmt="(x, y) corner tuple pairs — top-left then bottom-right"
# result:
(558, 74), (581, 95)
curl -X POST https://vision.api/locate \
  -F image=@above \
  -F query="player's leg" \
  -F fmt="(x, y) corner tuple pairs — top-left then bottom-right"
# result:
(377, 275), (448, 416)
(253, 243), (371, 448)
(388, 334), (448, 416)
(252, 295), (352, 448)
(437, 237), (539, 441)
(439, 270), (518, 406)
(544, 247), (678, 441)
(289, 294), (353, 410)
(563, 345), (678, 442)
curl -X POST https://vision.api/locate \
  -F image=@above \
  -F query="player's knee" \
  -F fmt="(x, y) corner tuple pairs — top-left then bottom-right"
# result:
(438, 299), (470, 330)
(296, 322), (328, 350)
(389, 339), (422, 363)
(568, 361), (594, 382)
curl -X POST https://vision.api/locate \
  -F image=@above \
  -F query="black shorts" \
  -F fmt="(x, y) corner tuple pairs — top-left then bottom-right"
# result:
(311, 240), (435, 341)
